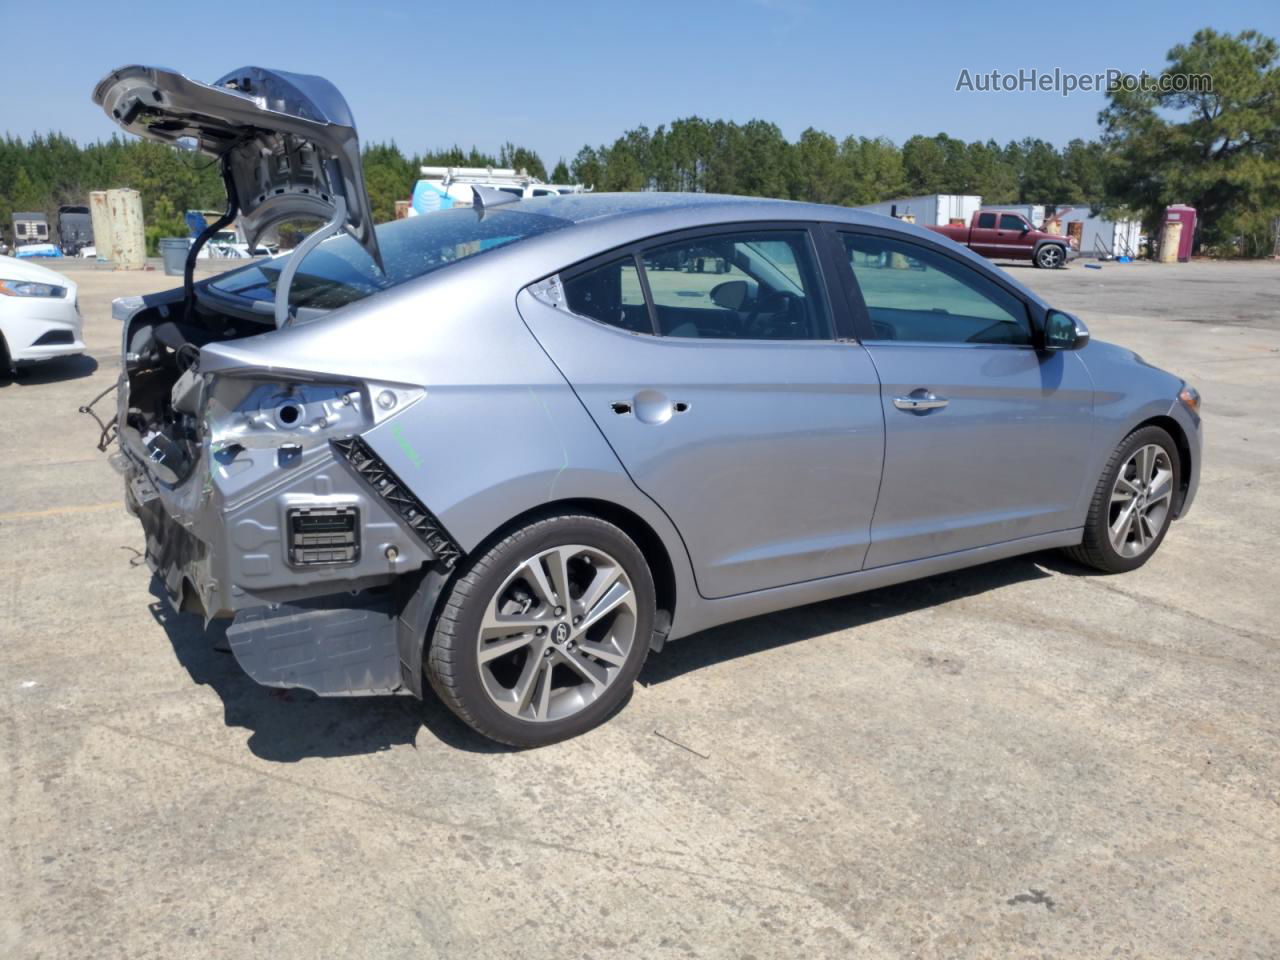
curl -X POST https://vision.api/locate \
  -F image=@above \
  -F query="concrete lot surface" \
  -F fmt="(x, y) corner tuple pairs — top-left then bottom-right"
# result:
(2, 257), (1278, 958)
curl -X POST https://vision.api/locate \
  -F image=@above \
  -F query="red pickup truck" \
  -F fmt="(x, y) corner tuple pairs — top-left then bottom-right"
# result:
(926, 211), (1074, 268)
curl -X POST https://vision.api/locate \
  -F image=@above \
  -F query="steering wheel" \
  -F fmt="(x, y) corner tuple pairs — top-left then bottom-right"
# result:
(744, 291), (793, 338)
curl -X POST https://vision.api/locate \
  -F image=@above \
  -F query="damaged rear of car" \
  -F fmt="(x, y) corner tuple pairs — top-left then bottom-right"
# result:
(95, 64), (1200, 750)
(94, 65), (570, 699)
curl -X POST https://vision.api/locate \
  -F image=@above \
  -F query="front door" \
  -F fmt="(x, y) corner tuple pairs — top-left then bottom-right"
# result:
(519, 225), (884, 598)
(831, 227), (1093, 568)
(991, 212), (1032, 259)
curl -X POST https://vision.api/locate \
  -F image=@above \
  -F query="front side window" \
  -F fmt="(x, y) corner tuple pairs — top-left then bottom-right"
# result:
(842, 233), (1031, 345)
(562, 257), (650, 333)
(999, 214), (1026, 231)
(638, 231), (830, 340)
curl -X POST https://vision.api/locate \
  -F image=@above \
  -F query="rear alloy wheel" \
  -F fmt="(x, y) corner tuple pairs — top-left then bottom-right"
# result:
(1064, 426), (1181, 573)
(1035, 244), (1066, 269)
(427, 513), (655, 747)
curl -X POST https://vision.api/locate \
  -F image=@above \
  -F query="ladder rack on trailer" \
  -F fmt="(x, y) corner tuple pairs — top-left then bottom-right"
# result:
(411, 166), (589, 215)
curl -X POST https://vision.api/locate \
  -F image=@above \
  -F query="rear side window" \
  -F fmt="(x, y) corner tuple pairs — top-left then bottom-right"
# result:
(562, 257), (651, 333)
(977, 213), (996, 228)
(842, 233), (1031, 345)
(638, 231), (830, 340)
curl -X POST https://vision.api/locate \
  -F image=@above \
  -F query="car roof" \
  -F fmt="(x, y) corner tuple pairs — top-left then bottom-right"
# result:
(514, 191), (887, 228)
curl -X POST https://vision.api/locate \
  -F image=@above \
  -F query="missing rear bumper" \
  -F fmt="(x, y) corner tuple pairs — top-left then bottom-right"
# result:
(226, 591), (406, 696)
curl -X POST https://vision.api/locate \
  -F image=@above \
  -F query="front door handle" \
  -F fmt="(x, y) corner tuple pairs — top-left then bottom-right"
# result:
(893, 391), (949, 413)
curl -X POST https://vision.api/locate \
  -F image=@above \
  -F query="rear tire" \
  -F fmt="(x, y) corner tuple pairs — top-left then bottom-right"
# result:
(1063, 425), (1180, 573)
(426, 511), (655, 747)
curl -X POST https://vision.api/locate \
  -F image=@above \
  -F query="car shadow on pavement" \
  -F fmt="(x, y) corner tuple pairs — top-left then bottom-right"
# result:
(145, 557), (1055, 759)
(145, 577), (515, 761)
(0, 354), (98, 386)
(639, 554), (1054, 686)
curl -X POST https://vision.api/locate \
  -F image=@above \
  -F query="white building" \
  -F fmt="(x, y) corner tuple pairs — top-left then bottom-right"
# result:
(1052, 207), (1142, 259)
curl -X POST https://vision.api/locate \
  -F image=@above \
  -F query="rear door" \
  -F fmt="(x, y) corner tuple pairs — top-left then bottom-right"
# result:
(827, 225), (1093, 567)
(968, 212), (1001, 257)
(519, 223), (885, 599)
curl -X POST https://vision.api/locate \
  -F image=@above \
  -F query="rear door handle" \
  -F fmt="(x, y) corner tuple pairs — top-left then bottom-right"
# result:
(611, 392), (690, 423)
(893, 391), (949, 412)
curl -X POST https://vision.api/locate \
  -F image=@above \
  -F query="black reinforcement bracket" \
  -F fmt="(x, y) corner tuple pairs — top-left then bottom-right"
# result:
(330, 435), (463, 569)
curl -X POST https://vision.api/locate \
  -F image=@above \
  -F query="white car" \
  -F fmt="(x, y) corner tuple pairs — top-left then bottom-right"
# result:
(0, 255), (85, 372)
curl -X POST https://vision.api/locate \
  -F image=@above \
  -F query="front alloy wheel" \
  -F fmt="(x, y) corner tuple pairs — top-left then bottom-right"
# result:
(1064, 425), (1181, 573)
(1036, 244), (1065, 269)
(1107, 444), (1174, 558)
(427, 512), (655, 747)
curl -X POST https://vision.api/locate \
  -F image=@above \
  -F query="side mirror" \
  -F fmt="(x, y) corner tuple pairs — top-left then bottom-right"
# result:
(1021, 223), (1031, 235)
(710, 279), (749, 310)
(1042, 309), (1090, 351)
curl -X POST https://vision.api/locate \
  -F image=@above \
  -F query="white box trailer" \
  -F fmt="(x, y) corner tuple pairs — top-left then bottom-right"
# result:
(854, 194), (982, 226)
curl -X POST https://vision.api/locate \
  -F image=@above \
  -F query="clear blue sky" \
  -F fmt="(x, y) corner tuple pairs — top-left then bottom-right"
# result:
(4, 0), (1277, 164)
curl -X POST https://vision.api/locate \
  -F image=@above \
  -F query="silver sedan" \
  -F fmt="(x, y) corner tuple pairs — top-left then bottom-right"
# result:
(97, 65), (1202, 746)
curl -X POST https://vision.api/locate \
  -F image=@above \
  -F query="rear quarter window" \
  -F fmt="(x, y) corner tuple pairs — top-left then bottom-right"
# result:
(562, 257), (652, 334)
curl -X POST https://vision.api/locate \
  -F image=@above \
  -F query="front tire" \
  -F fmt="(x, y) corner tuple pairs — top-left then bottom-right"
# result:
(426, 511), (655, 747)
(1064, 425), (1180, 573)
(1035, 244), (1066, 269)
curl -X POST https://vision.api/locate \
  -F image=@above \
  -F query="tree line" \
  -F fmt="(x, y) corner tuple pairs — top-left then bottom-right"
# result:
(0, 127), (1117, 250)
(1, 28), (1275, 256)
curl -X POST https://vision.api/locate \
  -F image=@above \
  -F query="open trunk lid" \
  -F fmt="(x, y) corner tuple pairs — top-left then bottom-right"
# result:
(92, 64), (381, 267)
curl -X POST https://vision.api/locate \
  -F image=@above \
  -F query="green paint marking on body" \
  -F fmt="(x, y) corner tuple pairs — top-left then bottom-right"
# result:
(391, 424), (424, 469)
(529, 386), (570, 496)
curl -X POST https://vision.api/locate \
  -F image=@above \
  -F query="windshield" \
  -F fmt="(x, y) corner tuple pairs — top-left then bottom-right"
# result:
(208, 207), (570, 311)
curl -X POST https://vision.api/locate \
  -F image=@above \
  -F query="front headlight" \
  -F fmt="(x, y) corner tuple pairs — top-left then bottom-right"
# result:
(0, 278), (67, 298)
(1178, 385), (1201, 415)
